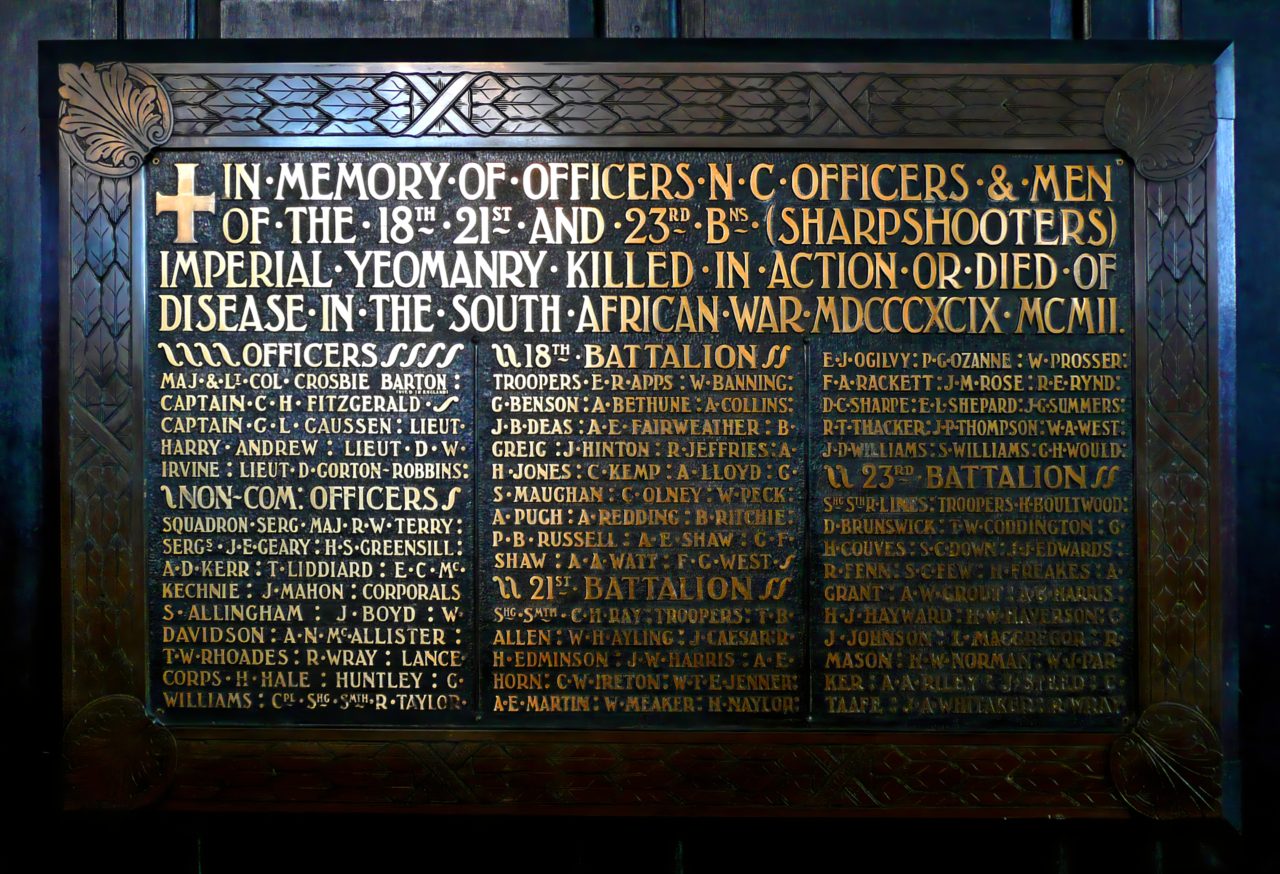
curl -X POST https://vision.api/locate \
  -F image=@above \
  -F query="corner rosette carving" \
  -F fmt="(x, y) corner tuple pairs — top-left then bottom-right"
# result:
(1111, 702), (1222, 819)
(64, 695), (177, 810)
(1104, 64), (1216, 181)
(59, 62), (173, 178)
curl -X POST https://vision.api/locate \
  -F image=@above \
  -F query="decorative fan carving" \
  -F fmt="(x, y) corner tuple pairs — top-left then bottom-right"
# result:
(1111, 702), (1221, 819)
(1104, 64), (1216, 181)
(59, 63), (173, 178)
(64, 695), (176, 810)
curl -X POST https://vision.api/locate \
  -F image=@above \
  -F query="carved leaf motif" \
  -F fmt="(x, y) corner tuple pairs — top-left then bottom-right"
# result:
(1111, 703), (1221, 819)
(114, 328), (133, 389)
(470, 75), (506, 105)
(606, 75), (666, 90)
(205, 76), (266, 89)
(496, 88), (560, 120)
(64, 696), (175, 810)
(1191, 217), (1207, 282)
(1113, 82), (1145, 137)
(1142, 166), (1213, 712)
(722, 76), (777, 90)
(609, 90), (676, 121)
(549, 103), (618, 134)
(469, 103), (506, 133)
(375, 104), (414, 133)
(494, 119), (556, 135)
(59, 63), (172, 177)
(666, 76), (726, 105)
(898, 88), (965, 110)
(172, 104), (219, 130)
(204, 89), (268, 119)
(322, 119), (382, 135)
(1162, 211), (1193, 280)
(84, 321), (117, 386)
(723, 119), (779, 135)
(259, 76), (327, 104)
(71, 166), (101, 221)
(492, 75), (550, 88)
(113, 215), (132, 273)
(101, 265), (130, 337)
(317, 89), (383, 121)
(720, 90), (784, 121)
(317, 88), (382, 109)
(373, 75), (412, 105)
(609, 119), (669, 135)
(1177, 172), (1207, 225)
(100, 177), (130, 223)
(1105, 65), (1215, 181)
(259, 105), (327, 134)
(552, 75), (616, 103)
(71, 266), (100, 333)
(663, 104), (729, 134)
(151, 68), (1136, 142)
(84, 208), (114, 278)
(319, 76), (380, 90)
(161, 75), (214, 102)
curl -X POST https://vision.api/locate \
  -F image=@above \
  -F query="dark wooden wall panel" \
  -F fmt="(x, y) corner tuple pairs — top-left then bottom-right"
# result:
(686, 0), (1049, 38)
(1185, 0), (1280, 846)
(3, 0), (115, 814)
(124, 0), (190, 38)
(605, 0), (669, 36)
(1092, 1), (1148, 39)
(14, 0), (1277, 863)
(221, 0), (570, 38)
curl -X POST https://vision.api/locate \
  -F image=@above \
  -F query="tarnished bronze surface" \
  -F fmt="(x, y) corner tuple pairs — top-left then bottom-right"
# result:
(48, 41), (1233, 818)
(141, 148), (1136, 731)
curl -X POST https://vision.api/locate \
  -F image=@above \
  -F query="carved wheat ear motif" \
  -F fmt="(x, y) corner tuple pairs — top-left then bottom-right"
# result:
(1104, 64), (1216, 182)
(59, 63), (173, 178)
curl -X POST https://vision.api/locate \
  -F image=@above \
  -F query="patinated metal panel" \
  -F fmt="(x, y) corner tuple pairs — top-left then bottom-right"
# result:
(46, 41), (1232, 819)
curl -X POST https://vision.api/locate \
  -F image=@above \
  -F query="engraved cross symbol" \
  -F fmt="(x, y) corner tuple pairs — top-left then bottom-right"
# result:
(156, 163), (216, 244)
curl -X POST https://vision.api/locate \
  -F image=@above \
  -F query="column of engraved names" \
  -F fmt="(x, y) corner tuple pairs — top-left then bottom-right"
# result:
(147, 152), (475, 724)
(479, 338), (805, 723)
(813, 345), (1133, 725)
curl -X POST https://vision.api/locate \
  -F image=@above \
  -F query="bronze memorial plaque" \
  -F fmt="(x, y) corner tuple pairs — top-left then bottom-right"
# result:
(48, 41), (1234, 818)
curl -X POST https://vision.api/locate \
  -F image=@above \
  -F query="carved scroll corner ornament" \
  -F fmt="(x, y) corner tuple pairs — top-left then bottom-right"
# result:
(58, 62), (173, 178)
(63, 695), (177, 810)
(1104, 63), (1216, 182)
(1110, 702), (1222, 819)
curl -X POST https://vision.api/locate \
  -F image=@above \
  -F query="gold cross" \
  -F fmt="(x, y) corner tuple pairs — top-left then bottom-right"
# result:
(155, 163), (216, 244)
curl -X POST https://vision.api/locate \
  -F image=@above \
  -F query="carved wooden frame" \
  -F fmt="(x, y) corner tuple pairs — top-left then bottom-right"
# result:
(45, 41), (1235, 819)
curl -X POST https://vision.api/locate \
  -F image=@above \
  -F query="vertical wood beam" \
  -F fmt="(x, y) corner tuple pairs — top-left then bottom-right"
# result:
(604, 0), (668, 37)
(1078, 0), (1093, 39)
(1150, 0), (1181, 39)
(679, 0), (705, 37)
(196, 0), (220, 38)
(1051, 0), (1092, 40)
(220, 1), (565, 38)
(2, 0), (115, 814)
(567, 0), (598, 36)
(123, 0), (190, 38)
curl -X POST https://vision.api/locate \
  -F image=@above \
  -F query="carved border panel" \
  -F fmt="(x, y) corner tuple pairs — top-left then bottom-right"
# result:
(1141, 168), (1214, 712)
(63, 157), (143, 714)
(53, 51), (1229, 819)
(157, 69), (1121, 140)
(165, 733), (1118, 813)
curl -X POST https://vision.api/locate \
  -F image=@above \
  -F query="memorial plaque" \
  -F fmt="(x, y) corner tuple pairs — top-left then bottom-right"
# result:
(47, 41), (1235, 818)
